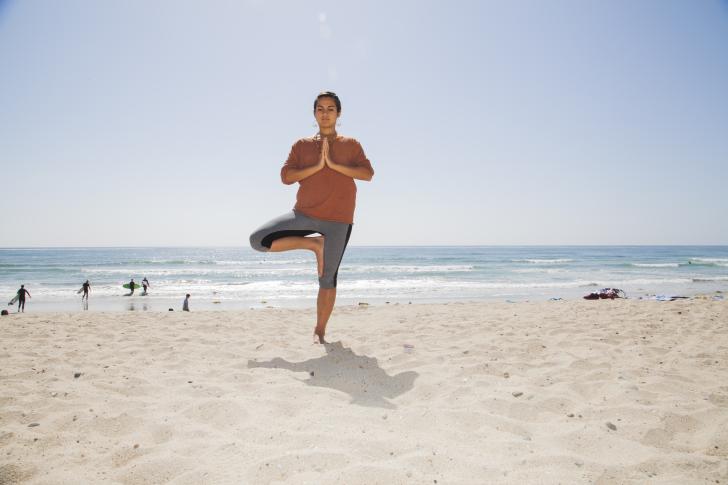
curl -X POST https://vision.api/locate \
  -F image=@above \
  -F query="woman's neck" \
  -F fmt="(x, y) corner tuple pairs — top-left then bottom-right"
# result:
(318, 129), (337, 137)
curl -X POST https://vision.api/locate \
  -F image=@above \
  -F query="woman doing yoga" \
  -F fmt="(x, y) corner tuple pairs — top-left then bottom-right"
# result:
(249, 92), (374, 344)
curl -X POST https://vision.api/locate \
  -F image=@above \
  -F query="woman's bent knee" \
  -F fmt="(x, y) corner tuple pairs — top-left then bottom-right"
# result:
(249, 231), (269, 253)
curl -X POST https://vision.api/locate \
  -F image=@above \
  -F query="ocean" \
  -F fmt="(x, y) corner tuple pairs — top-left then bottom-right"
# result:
(1, 246), (727, 312)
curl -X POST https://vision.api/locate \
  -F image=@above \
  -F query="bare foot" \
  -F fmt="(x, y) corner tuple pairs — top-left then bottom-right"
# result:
(313, 329), (327, 344)
(310, 236), (325, 278)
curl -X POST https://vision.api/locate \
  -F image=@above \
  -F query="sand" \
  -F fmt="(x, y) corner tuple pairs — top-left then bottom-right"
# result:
(1, 300), (727, 484)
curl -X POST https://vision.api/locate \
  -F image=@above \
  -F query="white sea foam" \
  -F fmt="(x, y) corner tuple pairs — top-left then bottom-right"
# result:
(512, 259), (575, 264)
(631, 263), (681, 268)
(342, 264), (474, 273)
(690, 258), (728, 263)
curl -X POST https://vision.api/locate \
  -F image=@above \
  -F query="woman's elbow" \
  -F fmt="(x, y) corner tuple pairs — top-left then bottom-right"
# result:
(280, 171), (295, 185)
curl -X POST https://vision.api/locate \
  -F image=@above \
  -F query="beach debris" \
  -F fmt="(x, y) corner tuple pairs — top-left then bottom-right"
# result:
(73, 372), (82, 379)
(1, 309), (8, 316)
(503, 372), (510, 378)
(549, 297), (563, 301)
(606, 422), (617, 431)
(28, 423), (39, 427)
(168, 308), (174, 311)
(648, 295), (689, 301)
(309, 371), (314, 377)
(512, 391), (523, 398)
(133, 444), (139, 449)
(358, 302), (369, 306)
(403, 343), (414, 353)
(583, 288), (626, 300)
(567, 413), (575, 418)
(213, 300), (221, 304)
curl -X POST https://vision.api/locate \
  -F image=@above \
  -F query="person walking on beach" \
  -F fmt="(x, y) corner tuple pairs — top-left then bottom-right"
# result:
(249, 91), (374, 344)
(183, 293), (190, 312)
(16, 285), (31, 313)
(81, 280), (90, 301)
(142, 277), (150, 295)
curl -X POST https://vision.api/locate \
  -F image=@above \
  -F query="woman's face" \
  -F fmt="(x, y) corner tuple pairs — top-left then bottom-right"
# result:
(314, 97), (340, 131)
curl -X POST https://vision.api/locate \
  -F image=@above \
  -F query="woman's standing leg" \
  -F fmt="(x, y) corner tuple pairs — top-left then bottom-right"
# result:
(314, 223), (352, 343)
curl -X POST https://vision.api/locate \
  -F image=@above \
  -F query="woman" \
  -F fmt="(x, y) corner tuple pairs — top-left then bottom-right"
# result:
(250, 92), (374, 344)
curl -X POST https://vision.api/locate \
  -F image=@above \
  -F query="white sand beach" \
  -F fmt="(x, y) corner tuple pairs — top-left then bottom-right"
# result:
(1, 300), (727, 484)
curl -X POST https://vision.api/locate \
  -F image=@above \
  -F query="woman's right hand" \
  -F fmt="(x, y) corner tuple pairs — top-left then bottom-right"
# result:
(318, 137), (329, 169)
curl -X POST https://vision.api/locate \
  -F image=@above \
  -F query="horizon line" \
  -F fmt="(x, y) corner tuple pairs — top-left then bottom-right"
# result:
(2, 244), (728, 250)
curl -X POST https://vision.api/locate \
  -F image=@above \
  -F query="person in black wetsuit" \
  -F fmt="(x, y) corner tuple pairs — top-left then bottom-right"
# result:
(129, 278), (136, 295)
(16, 285), (31, 313)
(142, 277), (149, 295)
(82, 280), (90, 301)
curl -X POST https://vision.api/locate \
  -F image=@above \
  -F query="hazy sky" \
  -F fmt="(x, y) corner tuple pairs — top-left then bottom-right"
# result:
(1, 0), (727, 246)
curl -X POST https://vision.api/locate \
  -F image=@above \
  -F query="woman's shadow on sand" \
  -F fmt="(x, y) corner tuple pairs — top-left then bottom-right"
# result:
(248, 341), (418, 409)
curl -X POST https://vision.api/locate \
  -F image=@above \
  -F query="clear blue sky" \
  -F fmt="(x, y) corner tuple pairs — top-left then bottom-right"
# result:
(1, 0), (727, 246)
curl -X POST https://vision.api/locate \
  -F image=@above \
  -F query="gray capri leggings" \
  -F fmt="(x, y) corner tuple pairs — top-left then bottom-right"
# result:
(249, 211), (353, 289)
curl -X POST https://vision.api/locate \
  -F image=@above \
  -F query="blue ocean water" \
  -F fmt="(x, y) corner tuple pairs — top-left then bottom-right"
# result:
(1, 246), (727, 311)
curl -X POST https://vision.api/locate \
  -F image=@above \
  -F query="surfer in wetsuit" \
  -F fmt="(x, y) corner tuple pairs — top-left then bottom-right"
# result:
(82, 280), (90, 301)
(129, 278), (135, 295)
(249, 92), (374, 344)
(16, 285), (31, 313)
(142, 277), (149, 295)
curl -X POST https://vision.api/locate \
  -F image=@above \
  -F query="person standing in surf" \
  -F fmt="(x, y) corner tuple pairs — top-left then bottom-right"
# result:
(81, 280), (90, 301)
(16, 284), (31, 313)
(250, 92), (374, 344)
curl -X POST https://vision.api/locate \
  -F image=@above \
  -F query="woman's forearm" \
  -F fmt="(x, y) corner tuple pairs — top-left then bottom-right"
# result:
(327, 162), (374, 181)
(281, 164), (323, 184)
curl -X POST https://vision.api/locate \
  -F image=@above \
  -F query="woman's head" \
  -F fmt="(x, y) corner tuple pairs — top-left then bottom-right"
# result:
(314, 91), (341, 132)
(314, 91), (341, 112)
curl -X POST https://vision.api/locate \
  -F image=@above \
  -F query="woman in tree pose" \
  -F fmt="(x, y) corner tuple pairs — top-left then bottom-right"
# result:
(250, 91), (374, 343)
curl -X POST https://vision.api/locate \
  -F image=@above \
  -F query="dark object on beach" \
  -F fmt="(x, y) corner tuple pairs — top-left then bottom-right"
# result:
(1, 309), (8, 316)
(584, 288), (626, 300)
(168, 308), (174, 311)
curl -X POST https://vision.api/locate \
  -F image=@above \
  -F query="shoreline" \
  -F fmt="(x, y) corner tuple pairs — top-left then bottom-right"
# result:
(4, 288), (725, 314)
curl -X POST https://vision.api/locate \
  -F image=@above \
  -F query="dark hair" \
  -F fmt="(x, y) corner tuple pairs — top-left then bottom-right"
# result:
(186, 293), (190, 297)
(314, 91), (341, 113)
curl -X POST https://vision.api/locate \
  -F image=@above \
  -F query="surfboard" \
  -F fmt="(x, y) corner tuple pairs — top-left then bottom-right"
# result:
(8, 295), (19, 305)
(123, 283), (142, 289)
(77, 288), (84, 294)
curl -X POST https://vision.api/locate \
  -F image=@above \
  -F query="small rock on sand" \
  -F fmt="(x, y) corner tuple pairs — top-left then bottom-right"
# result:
(606, 422), (617, 431)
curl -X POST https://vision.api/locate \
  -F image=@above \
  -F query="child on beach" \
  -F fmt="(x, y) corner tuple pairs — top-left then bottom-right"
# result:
(249, 92), (374, 343)
(183, 294), (190, 311)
